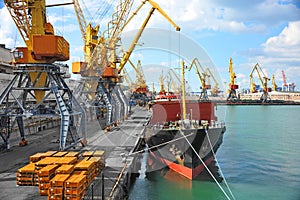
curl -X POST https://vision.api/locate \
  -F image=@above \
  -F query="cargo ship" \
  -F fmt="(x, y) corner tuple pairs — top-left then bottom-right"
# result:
(145, 61), (226, 180)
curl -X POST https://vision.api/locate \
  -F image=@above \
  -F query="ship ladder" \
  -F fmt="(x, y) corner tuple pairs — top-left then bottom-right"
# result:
(179, 129), (234, 200)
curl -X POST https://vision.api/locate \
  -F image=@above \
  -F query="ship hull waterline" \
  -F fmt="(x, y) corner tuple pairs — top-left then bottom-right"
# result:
(145, 126), (226, 180)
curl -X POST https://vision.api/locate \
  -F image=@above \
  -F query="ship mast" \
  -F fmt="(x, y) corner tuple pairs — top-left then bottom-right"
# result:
(181, 60), (187, 120)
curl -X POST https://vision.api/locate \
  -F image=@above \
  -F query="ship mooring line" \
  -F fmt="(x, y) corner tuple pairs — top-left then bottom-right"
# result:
(205, 129), (236, 200)
(128, 132), (195, 156)
(179, 129), (232, 200)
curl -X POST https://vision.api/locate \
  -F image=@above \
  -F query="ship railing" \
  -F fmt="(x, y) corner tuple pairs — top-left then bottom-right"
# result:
(149, 119), (225, 130)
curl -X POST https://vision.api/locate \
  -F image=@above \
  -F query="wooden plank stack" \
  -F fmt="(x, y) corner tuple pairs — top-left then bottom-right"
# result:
(16, 150), (105, 199)
(64, 174), (87, 200)
(48, 174), (70, 200)
(38, 165), (59, 196)
(16, 163), (36, 186)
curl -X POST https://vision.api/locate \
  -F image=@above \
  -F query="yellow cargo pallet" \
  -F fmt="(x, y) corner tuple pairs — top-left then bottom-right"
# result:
(48, 194), (63, 200)
(53, 151), (68, 157)
(65, 174), (86, 188)
(39, 189), (49, 196)
(82, 151), (94, 157)
(55, 165), (74, 174)
(93, 150), (105, 157)
(65, 183), (85, 196)
(50, 174), (70, 187)
(74, 160), (95, 171)
(64, 152), (80, 157)
(39, 182), (50, 189)
(17, 163), (36, 173)
(36, 157), (77, 167)
(16, 181), (35, 186)
(30, 153), (45, 163)
(38, 165), (58, 177)
(48, 187), (64, 195)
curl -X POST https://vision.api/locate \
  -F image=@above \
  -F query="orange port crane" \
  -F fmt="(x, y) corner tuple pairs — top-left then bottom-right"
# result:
(1, 0), (86, 150)
(227, 57), (239, 101)
(250, 63), (271, 102)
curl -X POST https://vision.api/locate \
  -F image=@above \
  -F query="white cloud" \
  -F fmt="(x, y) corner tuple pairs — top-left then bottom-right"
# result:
(0, 7), (21, 48)
(263, 21), (300, 58)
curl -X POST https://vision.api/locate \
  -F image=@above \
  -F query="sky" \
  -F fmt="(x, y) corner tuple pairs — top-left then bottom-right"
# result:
(0, 0), (300, 92)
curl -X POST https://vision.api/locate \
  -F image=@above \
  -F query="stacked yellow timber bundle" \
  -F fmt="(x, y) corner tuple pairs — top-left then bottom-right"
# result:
(16, 150), (105, 199)
(82, 150), (106, 174)
(30, 151), (57, 163)
(64, 174), (87, 200)
(74, 160), (96, 186)
(16, 163), (36, 186)
(38, 165), (59, 196)
(48, 174), (70, 200)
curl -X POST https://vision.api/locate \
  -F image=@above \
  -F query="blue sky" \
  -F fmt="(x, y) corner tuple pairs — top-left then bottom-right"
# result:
(1, 0), (300, 92)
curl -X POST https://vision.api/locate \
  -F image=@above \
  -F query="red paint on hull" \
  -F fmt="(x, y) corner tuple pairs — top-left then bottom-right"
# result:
(149, 150), (214, 180)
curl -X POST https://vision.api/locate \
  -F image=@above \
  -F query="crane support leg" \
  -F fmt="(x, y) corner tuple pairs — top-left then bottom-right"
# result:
(97, 81), (113, 130)
(116, 84), (129, 119)
(0, 64), (86, 150)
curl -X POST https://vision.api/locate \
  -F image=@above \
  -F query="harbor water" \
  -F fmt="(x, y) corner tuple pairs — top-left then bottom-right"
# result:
(128, 105), (300, 200)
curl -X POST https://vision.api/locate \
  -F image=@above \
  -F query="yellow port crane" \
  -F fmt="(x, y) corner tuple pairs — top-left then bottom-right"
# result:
(272, 74), (277, 91)
(227, 58), (239, 101)
(71, 0), (180, 130)
(128, 59), (148, 94)
(188, 58), (210, 100)
(250, 63), (271, 102)
(206, 67), (220, 96)
(1, 0), (86, 150)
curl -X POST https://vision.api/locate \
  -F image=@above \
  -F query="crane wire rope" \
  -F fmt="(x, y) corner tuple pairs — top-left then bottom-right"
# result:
(91, 0), (115, 25)
(178, 129), (232, 200)
(205, 128), (236, 200)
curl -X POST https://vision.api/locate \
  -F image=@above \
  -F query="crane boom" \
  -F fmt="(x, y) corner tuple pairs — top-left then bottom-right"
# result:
(72, 0), (87, 42)
(117, 0), (180, 74)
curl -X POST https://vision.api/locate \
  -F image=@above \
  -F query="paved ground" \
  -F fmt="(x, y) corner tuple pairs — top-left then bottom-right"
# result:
(0, 106), (150, 200)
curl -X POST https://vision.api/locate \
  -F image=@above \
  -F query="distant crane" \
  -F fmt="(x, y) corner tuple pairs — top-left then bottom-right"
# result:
(128, 60), (148, 94)
(272, 74), (277, 91)
(188, 58), (210, 101)
(282, 70), (287, 87)
(227, 58), (239, 101)
(250, 63), (271, 102)
(206, 67), (220, 96)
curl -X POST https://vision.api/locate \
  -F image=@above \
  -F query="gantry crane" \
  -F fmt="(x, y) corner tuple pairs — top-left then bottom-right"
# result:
(250, 63), (271, 102)
(227, 58), (239, 101)
(206, 67), (220, 96)
(0, 0), (86, 150)
(72, 0), (180, 130)
(188, 58), (210, 101)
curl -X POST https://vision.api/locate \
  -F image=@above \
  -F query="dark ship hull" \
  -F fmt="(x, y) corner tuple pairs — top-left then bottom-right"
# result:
(145, 100), (226, 179)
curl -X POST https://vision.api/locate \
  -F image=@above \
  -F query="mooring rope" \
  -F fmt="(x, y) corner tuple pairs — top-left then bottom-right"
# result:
(179, 129), (232, 200)
(205, 129), (236, 200)
(128, 132), (195, 156)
